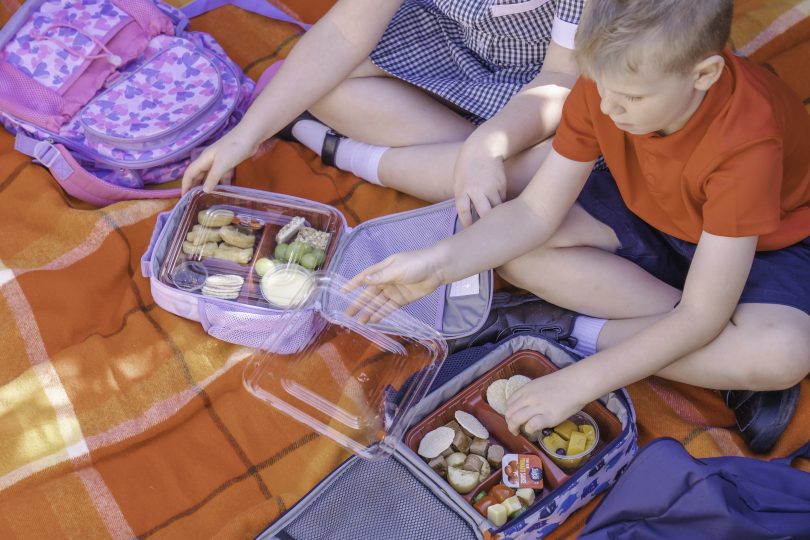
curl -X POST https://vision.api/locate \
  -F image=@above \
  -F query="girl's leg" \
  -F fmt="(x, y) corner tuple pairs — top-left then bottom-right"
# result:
(295, 59), (554, 202)
(310, 59), (476, 146)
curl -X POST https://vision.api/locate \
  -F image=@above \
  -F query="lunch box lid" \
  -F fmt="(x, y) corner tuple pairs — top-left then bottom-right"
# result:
(243, 274), (447, 460)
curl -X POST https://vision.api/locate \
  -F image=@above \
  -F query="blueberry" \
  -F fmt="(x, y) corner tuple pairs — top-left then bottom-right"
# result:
(556, 448), (566, 456)
(542, 428), (553, 437)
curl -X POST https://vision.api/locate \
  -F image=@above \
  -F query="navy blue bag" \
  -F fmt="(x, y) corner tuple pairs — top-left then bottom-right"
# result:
(579, 437), (810, 539)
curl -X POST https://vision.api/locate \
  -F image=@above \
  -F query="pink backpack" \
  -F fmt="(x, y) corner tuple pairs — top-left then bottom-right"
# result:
(0, 0), (257, 205)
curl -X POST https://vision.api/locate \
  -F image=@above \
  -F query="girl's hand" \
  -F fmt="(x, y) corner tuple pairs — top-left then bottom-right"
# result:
(181, 127), (261, 194)
(453, 142), (507, 227)
(504, 368), (589, 436)
(343, 248), (446, 323)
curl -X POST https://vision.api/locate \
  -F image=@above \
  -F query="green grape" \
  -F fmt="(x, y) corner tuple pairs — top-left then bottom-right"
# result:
(254, 258), (275, 277)
(300, 252), (318, 270)
(310, 248), (325, 267)
(286, 242), (308, 263)
(274, 243), (289, 261)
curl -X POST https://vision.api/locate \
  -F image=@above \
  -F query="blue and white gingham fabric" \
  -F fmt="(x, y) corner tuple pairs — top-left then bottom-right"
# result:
(370, 0), (585, 123)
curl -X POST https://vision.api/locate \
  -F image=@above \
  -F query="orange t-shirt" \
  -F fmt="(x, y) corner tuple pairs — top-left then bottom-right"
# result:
(552, 52), (810, 250)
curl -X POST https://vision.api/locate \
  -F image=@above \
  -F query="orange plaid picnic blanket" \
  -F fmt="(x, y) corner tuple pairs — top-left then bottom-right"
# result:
(0, 1), (808, 538)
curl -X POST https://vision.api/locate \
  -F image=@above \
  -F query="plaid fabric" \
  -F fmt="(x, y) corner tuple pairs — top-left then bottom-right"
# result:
(0, 1), (808, 539)
(370, 0), (585, 123)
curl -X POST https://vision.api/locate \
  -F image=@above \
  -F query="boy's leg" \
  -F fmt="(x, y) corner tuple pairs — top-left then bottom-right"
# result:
(496, 171), (808, 452)
(598, 303), (810, 390)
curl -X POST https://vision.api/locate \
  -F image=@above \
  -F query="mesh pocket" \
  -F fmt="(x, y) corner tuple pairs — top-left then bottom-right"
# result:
(279, 458), (478, 540)
(200, 302), (315, 352)
(331, 204), (457, 329)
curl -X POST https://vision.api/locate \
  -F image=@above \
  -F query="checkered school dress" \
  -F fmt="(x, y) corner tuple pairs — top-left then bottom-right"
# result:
(370, 0), (586, 123)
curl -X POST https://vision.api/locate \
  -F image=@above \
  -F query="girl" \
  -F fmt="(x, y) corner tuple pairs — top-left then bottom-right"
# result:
(182, 0), (585, 226)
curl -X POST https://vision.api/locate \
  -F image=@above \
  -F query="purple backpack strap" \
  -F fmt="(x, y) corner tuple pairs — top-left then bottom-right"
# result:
(180, 0), (311, 30)
(15, 133), (180, 205)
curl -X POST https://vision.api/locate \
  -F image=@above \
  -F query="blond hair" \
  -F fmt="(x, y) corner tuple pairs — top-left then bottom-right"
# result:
(575, 0), (733, 78)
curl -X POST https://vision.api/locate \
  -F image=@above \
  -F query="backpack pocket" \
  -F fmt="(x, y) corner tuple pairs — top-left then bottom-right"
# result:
(73, 35), (240, 168)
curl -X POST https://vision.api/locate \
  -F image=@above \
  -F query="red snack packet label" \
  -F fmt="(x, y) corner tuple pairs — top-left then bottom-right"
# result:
(501, 453), (544, 489)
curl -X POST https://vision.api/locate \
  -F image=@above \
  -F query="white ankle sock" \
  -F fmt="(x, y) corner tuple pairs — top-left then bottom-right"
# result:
(571, 315), (607, 356)
(291, 119), (388, 185)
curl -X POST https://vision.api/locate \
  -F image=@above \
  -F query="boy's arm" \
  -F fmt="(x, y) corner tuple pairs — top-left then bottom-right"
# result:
(453, 42), (580, 225)
(345, 151), (594, 322)
(506, 232), (758, 432)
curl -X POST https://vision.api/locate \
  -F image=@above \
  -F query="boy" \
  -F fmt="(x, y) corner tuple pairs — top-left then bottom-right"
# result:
(346, 0), (810, 453)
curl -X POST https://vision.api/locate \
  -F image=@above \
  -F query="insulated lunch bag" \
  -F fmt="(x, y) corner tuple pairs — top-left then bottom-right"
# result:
(249, 333), (638, 540)
(0, 0), (254, 205)
(141, 185), (494, 351)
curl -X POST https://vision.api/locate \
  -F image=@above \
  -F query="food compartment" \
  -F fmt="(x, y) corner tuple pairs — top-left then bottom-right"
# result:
(469, 473), (541, 526)
(475, 351), (623, 475)
(537, 410), (599, 470)
(404, 349), (623, 527)
(158, 190), (343, 306)
(404, 372), (553, 526)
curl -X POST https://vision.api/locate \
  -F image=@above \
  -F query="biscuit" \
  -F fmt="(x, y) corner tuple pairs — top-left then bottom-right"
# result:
(198, 208), (234, 228)
(295, 227), (331, 251)
(182, 240), (217, 258)
(186, 224), (222, 245)
(212, 243), (253, 264)
(219, 225), (256, 249)
(201, 274), (244, 299)
(276, 216), (306, 244)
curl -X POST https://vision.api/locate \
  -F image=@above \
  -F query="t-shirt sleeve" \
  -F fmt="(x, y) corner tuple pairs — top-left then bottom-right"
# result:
(551, 0), (585, 49)
(701, 139), (783, 238)
(552, 77), (602, 162)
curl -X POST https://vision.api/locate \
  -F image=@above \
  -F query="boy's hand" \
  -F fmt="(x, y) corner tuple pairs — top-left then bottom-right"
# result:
(181, 128), (260, 195)
(504, 368), (589, 435)
(453, 143), (507, 227)
(343, 248), (445, 323)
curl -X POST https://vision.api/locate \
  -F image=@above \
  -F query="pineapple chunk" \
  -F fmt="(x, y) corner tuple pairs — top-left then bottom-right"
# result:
(579, 423), (596, 444)
(553, 420), (578, 440)
(567, 431), (588, 455)
(542, 432), (567, 452)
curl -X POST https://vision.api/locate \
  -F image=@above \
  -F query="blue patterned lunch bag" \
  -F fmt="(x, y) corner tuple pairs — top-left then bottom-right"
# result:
(256, 333), (638, 540)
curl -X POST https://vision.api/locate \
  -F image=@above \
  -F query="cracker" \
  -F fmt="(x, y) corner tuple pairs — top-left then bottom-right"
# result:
(455, 410), (489, 440)
(486, 378), (508, 415)
(276, 216), (306, 244)
(505, 375), (531, 401)
(417, 426), (455, 459)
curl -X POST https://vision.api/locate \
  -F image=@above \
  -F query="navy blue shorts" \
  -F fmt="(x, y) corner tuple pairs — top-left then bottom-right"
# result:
(576, 171), (810, 316)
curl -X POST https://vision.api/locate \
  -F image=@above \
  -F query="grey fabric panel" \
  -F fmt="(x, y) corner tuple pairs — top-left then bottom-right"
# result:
(439, 216), (493, 338)
(261, 454), (479, 540)
(440, 272), (492, 337)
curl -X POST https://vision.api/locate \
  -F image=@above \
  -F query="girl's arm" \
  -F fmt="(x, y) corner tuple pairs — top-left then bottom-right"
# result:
(239, 0), (403, 143)
(464, 41), (580, 162)
(453, 41), (580, 225)
(182, 0), (402, 192)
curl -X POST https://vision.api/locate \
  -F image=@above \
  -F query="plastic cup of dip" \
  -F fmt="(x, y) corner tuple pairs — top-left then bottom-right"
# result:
(260, 264), (314, 308)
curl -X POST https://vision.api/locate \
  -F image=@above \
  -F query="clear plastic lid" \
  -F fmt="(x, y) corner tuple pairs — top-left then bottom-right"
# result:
(158, 189), (344, 307)
(243, 274), (447, 460)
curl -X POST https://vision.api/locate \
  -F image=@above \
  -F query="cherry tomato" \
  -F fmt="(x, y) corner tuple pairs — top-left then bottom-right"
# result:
(473, 495), (497, 517)
(490, 484), (515, 503)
